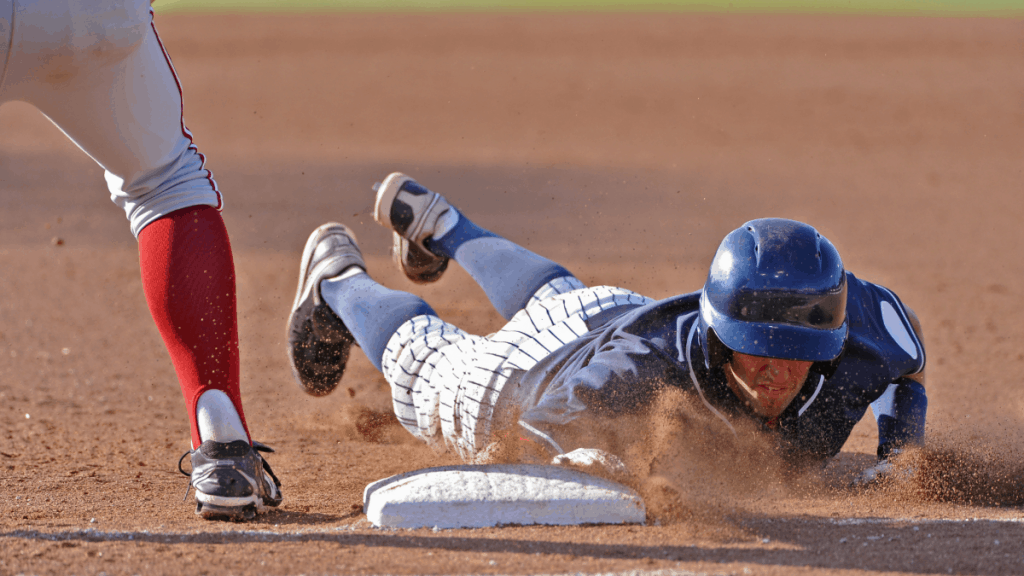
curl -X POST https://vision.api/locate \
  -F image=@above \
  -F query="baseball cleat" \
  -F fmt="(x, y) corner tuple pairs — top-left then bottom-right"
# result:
(372, 172), (451, 284)
(179, 440), (282, 521)
(287, 223), (363, 396)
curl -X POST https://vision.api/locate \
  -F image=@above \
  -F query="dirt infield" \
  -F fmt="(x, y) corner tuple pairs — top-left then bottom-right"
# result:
(1, 12), (1023, 575)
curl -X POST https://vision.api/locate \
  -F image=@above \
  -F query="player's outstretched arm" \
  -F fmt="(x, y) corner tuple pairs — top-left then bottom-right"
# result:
(853, 306), (927, 487)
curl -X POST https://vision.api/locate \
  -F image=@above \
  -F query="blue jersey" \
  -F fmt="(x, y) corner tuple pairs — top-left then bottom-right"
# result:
(509, 272), (926, 465)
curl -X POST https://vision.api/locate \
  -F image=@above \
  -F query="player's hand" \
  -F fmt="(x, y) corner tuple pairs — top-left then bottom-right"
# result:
(850, 449), (913, 488)
(850, 458), (893, 487)
(552, 448), (629, 480)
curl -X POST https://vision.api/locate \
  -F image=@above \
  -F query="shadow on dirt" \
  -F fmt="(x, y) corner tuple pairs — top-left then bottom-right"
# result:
(4, 515), (1023, 575)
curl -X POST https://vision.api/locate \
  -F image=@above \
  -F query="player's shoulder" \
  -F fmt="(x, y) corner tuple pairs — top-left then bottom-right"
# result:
(590, 291), (701, 357)
(845, 272), (925, 372)
(620, 291), (701, 331)
(846, 272), (913, 320)
(604, 291), (700, 326)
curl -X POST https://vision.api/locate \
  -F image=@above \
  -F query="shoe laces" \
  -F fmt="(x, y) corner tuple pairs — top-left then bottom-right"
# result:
(177, 440), (282, 501)
(252, 440), (283, 490)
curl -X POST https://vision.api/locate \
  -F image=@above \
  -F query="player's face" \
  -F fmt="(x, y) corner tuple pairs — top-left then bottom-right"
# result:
(724, 352), (813, 420)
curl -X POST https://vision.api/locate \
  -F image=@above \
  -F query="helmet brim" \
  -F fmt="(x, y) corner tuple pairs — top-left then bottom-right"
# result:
(701, 292), (847, 362)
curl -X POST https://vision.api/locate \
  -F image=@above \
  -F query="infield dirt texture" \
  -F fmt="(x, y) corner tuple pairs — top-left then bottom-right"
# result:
(1, 10), (1023, 576)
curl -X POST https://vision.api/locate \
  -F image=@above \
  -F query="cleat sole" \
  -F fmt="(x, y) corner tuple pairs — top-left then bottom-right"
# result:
(196, 501), (259, 521)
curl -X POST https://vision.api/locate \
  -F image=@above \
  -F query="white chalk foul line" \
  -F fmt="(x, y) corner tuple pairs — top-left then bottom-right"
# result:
(826, 517), (1024, 526)
(533, 572), (721, 576)
(0, 524), (375, 544)
(2, 516), (1022, 544)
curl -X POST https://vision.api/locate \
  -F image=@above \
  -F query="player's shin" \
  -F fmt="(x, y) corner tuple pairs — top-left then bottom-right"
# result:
(319, 272), (435, 372)
(138, 205), (249, 448)
(430, 215), (574, 320)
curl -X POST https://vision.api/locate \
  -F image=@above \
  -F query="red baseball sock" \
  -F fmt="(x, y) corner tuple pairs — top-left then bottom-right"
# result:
(138, 206), (250, 448)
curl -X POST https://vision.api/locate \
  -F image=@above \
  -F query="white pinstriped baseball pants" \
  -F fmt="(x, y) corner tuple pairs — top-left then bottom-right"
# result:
(380, 276), (655, 461)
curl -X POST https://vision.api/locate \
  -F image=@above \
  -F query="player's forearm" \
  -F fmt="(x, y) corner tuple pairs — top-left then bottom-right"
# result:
(872, 378), (928, 459)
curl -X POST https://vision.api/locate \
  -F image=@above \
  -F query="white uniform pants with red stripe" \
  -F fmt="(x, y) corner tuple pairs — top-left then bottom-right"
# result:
(0, 0), (220, 236)
(380, 276), (655, 461)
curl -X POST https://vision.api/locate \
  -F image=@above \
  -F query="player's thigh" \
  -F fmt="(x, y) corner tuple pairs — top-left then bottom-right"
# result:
(7, 1), (185, 181)
(507, 285), (654, 341)
(381, 315), (478, 441)
(4, 1), (219, 234)
(3, 0), (150, 93)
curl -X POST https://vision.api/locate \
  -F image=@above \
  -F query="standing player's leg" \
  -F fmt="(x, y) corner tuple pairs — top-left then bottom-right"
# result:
(0, 1), (279, 519)
(373, 173), (586, 320)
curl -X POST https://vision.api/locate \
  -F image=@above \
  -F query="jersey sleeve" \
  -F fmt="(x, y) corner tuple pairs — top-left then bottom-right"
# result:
(516, 332), (686, 455)
(863, 281), (926, 375)
(853, 277), (928, 457)
(522, 335), (680, 420)
(876, 280), (925, 373)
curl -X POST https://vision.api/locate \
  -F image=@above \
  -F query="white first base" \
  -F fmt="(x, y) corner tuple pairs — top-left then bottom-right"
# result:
(363, 464), (646, 529)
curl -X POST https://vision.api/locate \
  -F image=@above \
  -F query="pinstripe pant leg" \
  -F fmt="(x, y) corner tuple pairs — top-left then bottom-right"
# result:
(380, 314), (476, 449)
(526, 275), (587, 305)
(380, 313), (524, 460)
(491, 282), (658, 441)
(378, 282), (656, 460)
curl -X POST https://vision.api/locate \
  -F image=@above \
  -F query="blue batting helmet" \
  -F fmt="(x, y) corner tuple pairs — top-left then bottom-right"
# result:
(698, 218), (848, 366)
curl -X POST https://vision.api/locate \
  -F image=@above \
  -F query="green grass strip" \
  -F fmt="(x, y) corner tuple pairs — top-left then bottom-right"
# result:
(152, 0), (1024, 17)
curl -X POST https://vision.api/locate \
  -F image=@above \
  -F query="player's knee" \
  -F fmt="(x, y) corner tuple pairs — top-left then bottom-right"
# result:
(109, 144), (222, 237)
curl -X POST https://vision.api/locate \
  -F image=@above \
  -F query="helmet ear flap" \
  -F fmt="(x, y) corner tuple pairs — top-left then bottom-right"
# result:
(703, 326), (733, 371)
(811, 343), (846, 380)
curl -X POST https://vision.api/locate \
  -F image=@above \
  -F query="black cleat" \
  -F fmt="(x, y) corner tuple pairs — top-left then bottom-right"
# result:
(286, 223), (364, 396)
(179, 440), (282, 521)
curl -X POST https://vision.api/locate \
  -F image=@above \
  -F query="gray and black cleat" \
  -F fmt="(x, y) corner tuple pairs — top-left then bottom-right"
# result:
(372, 172), (452, 284)
(179, 440), (282, 521)
(286, 223), (363, 396)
